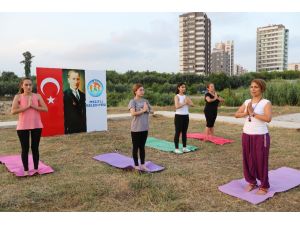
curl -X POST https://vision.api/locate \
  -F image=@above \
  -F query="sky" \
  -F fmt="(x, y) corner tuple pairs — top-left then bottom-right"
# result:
(0, 12), (300, 75)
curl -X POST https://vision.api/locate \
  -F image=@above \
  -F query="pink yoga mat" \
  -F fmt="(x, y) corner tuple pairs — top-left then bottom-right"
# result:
(0, 155), (54, 177)
(218, 167), (300, 204)
(187, 133), (234, 145)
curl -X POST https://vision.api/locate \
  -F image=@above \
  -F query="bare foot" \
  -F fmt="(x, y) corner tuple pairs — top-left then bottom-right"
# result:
(24, 171), (29, 176)
(33, 169), (39, 174)
(245, 183), (257, 192)
(140, 164), (149, 172)
(256, 188), (268, 195)
(134, 166), (140, 170)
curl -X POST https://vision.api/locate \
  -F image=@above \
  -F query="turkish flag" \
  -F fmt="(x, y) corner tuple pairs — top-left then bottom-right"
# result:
(36, 68), (65, 136)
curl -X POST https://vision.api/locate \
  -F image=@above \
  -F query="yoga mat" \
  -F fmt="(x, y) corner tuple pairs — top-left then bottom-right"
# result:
(187, 133), (234, 145)
(145, 137), (198, 152)
(0, 155), (54, 177)
(218, 167), (300, 204)
(93, 152), (164, 172)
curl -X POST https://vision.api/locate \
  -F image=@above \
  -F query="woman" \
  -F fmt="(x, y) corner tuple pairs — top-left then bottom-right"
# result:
(203, 83), (224, 138)
(235, 79), (272, 195)
(174, 82), (194, 154)
(128, 83), (152, 171)
(11, 77), (48, 176)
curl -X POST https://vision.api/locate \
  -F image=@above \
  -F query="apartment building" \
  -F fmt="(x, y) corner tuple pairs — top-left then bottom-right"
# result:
(256, 24), (289, 72)
(179, 12), (211, 75)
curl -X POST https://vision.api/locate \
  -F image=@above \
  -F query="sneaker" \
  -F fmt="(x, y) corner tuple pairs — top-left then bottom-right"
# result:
(182, 147), (191, 153)
(174, 149), (183, 154)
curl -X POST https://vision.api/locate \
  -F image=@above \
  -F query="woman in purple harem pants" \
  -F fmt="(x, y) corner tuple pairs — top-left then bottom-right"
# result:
(235, 79), (272, 195)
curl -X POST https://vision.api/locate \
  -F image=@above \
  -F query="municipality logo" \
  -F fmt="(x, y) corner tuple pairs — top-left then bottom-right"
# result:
(87, 79), (104, 97)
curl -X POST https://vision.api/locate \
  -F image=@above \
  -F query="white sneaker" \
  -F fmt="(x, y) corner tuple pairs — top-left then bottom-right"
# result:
(174, 149), (183, 154)
(182, 147), (191, 153)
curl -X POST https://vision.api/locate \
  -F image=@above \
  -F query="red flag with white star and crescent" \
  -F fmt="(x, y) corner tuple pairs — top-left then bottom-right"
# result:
(36, 67), (65, 136)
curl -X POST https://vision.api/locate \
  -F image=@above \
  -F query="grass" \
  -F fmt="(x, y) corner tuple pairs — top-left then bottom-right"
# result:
(152, 105), (300, 117)
(1, 100), (299, 122)
(0, 115), (300, 211)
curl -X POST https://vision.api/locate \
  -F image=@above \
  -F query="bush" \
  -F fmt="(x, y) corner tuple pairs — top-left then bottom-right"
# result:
(107, 92), (129, 107)
(144, 91), (173, 106)
(220, 88), (249, 107)
(265, 80), (300, 106)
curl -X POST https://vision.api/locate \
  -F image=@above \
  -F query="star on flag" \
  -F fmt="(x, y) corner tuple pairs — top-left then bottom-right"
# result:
(47, 96), (55, 104)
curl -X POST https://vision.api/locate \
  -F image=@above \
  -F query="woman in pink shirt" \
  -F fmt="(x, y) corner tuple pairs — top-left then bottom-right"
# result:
(11, 78), (48, 176)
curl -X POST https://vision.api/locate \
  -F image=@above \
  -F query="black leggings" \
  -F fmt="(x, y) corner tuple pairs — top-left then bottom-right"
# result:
(174, 114), (189, 149)
(131, 131), (148, 166)
(17, 128), (42, 171)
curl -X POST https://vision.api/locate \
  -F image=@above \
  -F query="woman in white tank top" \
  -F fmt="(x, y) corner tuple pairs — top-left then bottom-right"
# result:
(235, 79), (272, 195)
(173, 82), (194, 154)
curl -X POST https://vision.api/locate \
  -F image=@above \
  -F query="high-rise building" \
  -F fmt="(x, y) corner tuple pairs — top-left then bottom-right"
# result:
(288, 63), (300, 71)
(179, 12), (211, 75)
(256, 24), (289, 72)
(213, 41), (234, 75)
(211, 41), (234, 75)
(234, 64), (248, 76)
(211, 48), (230, 75)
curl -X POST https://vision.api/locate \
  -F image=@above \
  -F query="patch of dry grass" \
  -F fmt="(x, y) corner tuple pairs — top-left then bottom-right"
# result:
(0, 116), (299, 211)
(152, 105), (300, 117)
(1, 100), (299, 122)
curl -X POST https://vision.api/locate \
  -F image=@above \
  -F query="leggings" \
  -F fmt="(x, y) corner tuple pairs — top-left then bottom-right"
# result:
(174, 114), (189, 149)
(17, 128), (42, 171)
(131, 131), (148, 166)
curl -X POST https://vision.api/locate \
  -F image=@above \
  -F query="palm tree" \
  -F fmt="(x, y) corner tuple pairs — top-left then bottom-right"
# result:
(20, 51), (35, 78)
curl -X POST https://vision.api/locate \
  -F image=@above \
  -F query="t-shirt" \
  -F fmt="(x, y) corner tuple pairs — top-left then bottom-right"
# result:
(128, 98), (152, 132)
(204, 92), (220, 112)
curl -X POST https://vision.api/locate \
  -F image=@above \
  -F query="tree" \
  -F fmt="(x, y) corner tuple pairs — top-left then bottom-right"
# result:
(0, 71), (19, 81)
(20, 51), (34, 77)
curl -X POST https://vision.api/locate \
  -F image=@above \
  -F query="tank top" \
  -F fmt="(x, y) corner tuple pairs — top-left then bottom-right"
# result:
(243, 99), (270, 135)
(175, 94), (189, 115)
(16, 93), (43, 130)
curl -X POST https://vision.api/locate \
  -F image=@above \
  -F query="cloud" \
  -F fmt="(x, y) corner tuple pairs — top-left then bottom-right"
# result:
(57, 19), (179, 72)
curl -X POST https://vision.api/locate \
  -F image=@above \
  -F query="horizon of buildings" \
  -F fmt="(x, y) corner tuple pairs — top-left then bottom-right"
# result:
(1, 13), (300, 75)
(179, 12), (294, 76)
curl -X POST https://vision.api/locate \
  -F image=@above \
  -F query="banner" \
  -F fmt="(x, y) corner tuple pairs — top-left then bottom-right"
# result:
(36, 68), (65, 136)
(85, 70), (107, 132)
(36, 67), (107, 136)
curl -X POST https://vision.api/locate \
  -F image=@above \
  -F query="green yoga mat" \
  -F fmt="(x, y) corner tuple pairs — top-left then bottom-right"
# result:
(145, 137), (198, 152)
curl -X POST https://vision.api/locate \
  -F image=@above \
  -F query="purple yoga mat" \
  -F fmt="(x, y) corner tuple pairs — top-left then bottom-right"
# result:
(93, 153), (165, 172)
(0, 155), (54, 177)
(218, 167), (300, 204)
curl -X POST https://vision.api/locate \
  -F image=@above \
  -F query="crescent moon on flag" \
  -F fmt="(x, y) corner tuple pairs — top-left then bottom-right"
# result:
(40, 77), (60, 95)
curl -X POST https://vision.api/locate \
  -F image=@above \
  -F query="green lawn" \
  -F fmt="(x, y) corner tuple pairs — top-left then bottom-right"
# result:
(0, 115), (299, 211)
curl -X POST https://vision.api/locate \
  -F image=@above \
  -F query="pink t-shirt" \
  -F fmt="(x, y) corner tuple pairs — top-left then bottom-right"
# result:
(16, 93), (43, 130)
